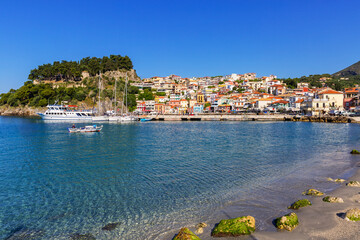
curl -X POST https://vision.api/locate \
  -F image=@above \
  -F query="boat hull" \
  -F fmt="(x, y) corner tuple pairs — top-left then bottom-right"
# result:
(68, 125), (103, 133)
(38, 113), (93, 121)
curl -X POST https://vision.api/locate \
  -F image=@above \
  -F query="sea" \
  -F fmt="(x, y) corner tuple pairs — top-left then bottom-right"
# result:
(1, 116), (360, 239)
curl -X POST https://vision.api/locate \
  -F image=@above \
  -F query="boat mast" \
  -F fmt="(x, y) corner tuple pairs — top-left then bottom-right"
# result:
(98, 70), (101, 115)
(125, 73), (128, 114)
(122, 77), (124, 115)
(114, 78), (117, 115)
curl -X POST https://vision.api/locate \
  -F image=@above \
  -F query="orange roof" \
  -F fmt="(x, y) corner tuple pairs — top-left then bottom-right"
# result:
(257, 97), (273, 101)
(319, 89), (343, 95)
(272, 100), (289, 104)
(295, 99), (304, 103)
(345, 88), (358, 93)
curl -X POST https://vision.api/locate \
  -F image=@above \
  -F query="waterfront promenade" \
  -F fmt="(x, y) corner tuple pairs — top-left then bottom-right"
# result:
(153, 114), (287, 121)
(152, 113), (360, 123)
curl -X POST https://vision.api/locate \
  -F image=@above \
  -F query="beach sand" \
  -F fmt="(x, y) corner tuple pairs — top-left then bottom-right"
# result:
(253, 165), (360, 240)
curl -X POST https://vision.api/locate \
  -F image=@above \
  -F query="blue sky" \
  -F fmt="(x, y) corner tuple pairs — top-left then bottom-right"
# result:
(1, 0), (360, 93)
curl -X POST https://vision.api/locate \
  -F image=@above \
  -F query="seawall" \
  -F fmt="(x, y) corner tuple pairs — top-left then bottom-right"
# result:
(152, 114), (360, 123)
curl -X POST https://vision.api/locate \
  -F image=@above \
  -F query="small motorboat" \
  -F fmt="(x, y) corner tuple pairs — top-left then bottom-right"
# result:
(68, 125), (103, 133)
(140, 117), (152, 122)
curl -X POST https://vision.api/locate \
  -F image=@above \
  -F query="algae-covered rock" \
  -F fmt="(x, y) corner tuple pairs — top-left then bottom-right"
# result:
(195, 222), (207, 234)
(275, 212), (299, 231)
(211, 216), (255, 237)
(102, 222), (120, 231)
(5, 226), (45, 240)
(335, 178), (346, 183)
(288, 199), (312, 210)
(347, 181), (360, 187)
(70, 233), (96, 240)
(322, 196), (344, 203)
(345, 208), (360, 221)
(303, 189), (324, 196)
(350, 149), (360, 154)
(327, 177), (346, 183)
(195, 222), (207, 229)
(173, 228), (201, 240)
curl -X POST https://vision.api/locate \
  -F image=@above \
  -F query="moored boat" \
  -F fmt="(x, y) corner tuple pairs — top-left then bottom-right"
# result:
(68, 125), (103, 133)
(92, 115), (109, 121)
(140, 117), (152, 122)
(37, 104), (94, 121)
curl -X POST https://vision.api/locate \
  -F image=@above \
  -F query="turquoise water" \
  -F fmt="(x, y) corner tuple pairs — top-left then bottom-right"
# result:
(1, 117), (360, 239)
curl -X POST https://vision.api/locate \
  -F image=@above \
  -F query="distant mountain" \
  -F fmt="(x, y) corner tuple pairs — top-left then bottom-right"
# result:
(333, 60), (360, 77)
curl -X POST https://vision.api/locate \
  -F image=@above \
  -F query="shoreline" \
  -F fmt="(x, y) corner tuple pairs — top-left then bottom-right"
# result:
(1, 111), (360, 124)
(252, 163), (360, 240)
(167, 155), (360, 240)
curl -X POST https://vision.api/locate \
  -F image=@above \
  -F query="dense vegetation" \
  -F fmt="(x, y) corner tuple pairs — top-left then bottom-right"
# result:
(28, 55), (133, 81)
(0, 78), (138, 111)
(282, 74), (360, 90)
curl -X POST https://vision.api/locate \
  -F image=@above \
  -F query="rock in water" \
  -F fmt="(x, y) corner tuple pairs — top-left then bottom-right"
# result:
(70, 233), (96, 240)
(334, 178), (346, 183)
(102, 222), (120, 231)
(195, 222), (207, 229)
(195, 227), (203, 234)
(322, 196), (344, 203)
(173, 228), (201, 240)
(5, 226), (45, 240)
(350, 149), (360, 154)
(275, 212), (299, 231)
(327, 177), (346, 183)
(211, 216), (255, 237)
(288, 199), (312, 210)
(195, 222), (207, 234)
(302, 189), (324, 196)
(345, 208), (360, 221)
(346, 181), (360, 187)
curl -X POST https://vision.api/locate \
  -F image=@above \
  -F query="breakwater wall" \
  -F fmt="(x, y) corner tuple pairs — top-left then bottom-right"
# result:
(153, 114), (360, 123)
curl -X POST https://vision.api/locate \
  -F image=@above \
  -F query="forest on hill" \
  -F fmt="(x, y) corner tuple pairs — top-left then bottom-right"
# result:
(0, 79), (139, 110)
(282, 74), (360, 90)
(28, 55), (133, 82)
(0, 55), (139, 111)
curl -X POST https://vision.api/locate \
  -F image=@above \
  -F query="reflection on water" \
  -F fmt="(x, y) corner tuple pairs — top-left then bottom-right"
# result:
(0, 117), (359, 239)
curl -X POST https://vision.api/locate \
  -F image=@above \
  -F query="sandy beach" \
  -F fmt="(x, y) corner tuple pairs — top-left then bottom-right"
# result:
(253, 163), (360, 240)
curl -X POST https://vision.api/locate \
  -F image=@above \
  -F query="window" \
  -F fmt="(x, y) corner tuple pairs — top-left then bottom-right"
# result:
(323, 103), (325, 108)
(316, 103), (319, 108)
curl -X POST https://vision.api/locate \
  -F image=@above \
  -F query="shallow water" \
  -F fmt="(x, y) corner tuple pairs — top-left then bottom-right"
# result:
(0, 117), (359, 239)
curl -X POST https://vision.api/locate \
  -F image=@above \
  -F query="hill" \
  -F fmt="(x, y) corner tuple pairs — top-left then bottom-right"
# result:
(333, 60), (360, 77)
(0, 55), (142, 112)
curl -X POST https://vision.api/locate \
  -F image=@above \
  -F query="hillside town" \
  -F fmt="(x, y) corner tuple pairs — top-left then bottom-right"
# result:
(130, 73), (359, 116)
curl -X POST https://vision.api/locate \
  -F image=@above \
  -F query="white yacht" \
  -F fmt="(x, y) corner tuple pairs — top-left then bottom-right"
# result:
(37, 104), (94, 121)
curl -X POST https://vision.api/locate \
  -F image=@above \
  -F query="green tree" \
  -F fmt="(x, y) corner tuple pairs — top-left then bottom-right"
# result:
(138, 89), (154, 100)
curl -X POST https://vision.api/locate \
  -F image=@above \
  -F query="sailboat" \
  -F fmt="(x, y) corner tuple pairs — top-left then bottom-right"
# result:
(109, 78), (122, 121)
(119, 74), (137, 122)
(92, 71), (109, 121)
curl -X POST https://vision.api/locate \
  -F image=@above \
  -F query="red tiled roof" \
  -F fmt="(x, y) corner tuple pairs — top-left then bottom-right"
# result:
(319, 89), (343, 94)
(272, 100), (289, 104)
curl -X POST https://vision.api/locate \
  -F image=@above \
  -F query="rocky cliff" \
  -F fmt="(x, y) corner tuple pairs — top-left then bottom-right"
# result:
(0, 106), (43, 117)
